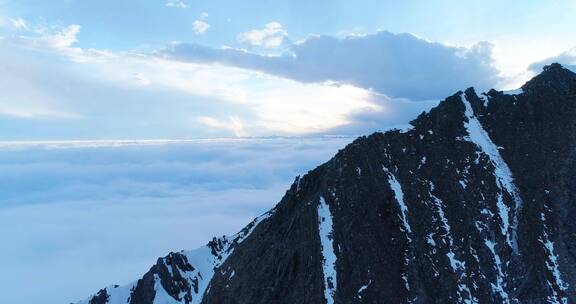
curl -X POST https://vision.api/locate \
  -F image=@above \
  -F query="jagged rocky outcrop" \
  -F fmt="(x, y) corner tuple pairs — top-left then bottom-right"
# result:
(76, 63), (576, 304)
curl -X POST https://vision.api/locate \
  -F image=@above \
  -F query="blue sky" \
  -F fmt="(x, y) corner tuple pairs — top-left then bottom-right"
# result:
(0, 0), (575, 139)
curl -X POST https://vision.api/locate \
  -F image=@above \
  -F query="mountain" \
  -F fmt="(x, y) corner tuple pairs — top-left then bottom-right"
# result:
(76, 63), (576, 304)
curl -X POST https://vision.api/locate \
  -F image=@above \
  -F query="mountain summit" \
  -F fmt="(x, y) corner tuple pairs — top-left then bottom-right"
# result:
(77, 64), (576, 304)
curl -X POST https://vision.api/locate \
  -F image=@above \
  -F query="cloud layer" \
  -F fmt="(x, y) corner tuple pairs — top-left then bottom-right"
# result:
(167, 31), (501, 100)
(0, 137), (352, 304)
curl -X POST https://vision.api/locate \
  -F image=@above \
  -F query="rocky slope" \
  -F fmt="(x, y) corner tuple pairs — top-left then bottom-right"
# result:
(76, 63), (576, 304)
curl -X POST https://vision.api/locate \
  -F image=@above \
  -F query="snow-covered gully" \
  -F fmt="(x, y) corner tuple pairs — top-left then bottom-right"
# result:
(461, 92), (523, 254)
(317, 196), (338, 304)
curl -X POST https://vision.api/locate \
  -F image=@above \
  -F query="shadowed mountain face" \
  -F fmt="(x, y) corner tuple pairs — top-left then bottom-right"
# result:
(77, 63), (576, 304)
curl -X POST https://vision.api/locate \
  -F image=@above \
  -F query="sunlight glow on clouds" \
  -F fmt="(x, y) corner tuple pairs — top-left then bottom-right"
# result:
(99, 57), (379, 134)
(246, 82), (379, 134)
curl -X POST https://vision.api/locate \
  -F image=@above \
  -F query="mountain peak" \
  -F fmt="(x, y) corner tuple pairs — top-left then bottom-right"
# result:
(522, 62), (576, 94)
(543, 62), (566, 72)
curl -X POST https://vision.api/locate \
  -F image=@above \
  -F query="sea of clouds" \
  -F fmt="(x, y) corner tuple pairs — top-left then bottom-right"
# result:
(0, 137), (353, 304)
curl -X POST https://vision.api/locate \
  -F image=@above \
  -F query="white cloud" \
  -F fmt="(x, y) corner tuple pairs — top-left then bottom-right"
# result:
(237, 22), (288, 49)
(42, 24), (81, 50)
(166, 0), (187, 8)
(192, 20), (210, 35)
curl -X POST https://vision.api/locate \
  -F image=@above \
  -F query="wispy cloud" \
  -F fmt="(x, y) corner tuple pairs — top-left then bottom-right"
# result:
(166, 0), (187, 9)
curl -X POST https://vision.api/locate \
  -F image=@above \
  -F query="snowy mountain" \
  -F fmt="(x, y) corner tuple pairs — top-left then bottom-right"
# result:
(76, 63), (576, 304)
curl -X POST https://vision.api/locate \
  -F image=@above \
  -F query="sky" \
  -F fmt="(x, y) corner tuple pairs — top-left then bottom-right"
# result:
(0, 0), (574, 139)
(1, 1), (576, 303)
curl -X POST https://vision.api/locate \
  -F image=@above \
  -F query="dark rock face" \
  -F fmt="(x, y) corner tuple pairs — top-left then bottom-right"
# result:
(88, 288), (109, 304)
(77, 64), (576, 304)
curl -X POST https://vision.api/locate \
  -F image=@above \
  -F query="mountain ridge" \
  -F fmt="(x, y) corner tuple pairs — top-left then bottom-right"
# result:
(76, 63), (576, 304)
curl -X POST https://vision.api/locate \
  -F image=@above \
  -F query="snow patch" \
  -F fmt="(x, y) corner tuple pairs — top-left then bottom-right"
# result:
(495, 193), (511, 248)
(384, 167), (412, 235)
(357, 280), (371, 298)
(383, 167), (413, 291)
(295, 175), (303, 192)
(318, 196), (338, 304)
(426, 233), (436, 247)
